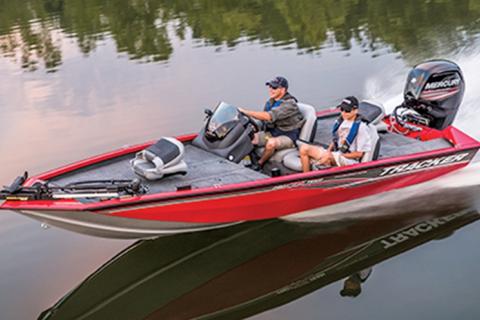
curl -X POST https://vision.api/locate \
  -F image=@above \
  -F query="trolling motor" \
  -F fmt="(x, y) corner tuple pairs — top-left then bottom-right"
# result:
(392, 59), (465, 132)
(0, 172), (147, 201)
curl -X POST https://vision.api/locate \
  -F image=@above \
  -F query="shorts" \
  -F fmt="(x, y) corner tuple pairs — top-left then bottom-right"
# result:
(256, 131), (295, 150)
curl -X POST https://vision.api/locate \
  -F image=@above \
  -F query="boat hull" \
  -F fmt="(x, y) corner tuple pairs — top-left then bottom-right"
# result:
(16, 209), (239, 239)
(8, 147), (477, 239)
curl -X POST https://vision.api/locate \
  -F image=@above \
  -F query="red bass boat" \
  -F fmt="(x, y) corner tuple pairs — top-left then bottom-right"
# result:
(1, 60), (479, 238)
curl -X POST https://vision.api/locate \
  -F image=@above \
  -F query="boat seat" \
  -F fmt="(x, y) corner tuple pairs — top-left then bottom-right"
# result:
(256, 102), (317, 163)
(131, 137), (188, 180)
(361, 123), (380, 162)
(283, 122), (380, 171)
(359, 100), (388, 132)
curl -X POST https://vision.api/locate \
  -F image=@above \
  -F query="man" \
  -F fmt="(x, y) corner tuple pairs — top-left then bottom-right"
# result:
(299, 96), (371, 172)
(239, 76), (305, 168)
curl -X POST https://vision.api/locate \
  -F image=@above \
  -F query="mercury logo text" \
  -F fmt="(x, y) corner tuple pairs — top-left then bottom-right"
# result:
(424, 78), (460, 90)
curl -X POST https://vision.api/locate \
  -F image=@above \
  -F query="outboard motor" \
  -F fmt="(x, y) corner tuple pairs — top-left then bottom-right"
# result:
(399, 59), (464, 130)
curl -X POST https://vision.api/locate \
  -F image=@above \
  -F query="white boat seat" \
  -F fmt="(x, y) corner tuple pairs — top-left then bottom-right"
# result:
(256, 102), (317, 163)
(360, 123), (380, 162)
(283, 123), (380, 171)
(131, 137), (188, 180)
(297, 102), (318, 142)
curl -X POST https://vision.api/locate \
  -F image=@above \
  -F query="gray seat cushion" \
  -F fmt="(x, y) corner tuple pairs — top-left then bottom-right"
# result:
(131, 137), (188, 180)
(360, 123), (380, 162)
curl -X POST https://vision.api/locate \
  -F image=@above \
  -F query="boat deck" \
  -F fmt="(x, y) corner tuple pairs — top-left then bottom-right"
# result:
(50, 145), (270, 194)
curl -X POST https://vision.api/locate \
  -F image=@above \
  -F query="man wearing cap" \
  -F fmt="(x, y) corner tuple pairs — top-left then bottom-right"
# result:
(239, 76), (305, 169)
(299, 96), (372, 172)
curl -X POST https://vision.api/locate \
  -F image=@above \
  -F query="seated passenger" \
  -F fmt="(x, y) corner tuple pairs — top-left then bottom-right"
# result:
(299, 96), (371, 172)
(239, 76), (305, 169)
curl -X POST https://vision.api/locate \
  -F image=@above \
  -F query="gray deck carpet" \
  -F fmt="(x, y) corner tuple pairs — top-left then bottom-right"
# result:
(50, 145), (269, 194)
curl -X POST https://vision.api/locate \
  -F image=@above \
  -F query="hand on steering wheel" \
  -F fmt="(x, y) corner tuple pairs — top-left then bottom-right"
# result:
(238, 108), (261, 132)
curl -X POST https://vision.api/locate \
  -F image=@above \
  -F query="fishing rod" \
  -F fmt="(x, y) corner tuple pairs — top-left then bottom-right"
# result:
(0, 172), (147, 201)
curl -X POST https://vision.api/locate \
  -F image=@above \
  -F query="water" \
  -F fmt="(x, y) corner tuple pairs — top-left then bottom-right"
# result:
(1, 1), (480, 319)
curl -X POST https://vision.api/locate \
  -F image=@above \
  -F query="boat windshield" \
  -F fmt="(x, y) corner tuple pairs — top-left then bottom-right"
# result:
(207, 102), (240, 139)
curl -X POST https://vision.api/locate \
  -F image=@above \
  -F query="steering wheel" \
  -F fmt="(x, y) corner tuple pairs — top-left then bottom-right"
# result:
(239, 110), (261, 132)
(390, 104), (421, 134)
(393, 105), (407, 128)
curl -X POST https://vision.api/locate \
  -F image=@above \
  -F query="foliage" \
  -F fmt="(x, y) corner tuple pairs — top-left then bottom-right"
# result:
(1, 0), (479, 72)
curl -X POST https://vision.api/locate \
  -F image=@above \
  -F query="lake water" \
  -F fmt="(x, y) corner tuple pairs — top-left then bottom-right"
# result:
(1, 1), (480, 319)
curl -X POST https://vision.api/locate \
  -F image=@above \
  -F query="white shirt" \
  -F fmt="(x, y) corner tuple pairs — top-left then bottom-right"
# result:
(337, 120), (372, 153)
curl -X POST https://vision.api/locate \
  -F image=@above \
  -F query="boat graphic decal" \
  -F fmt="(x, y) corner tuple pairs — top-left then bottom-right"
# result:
(274, 150), (474, 191)
(379, 152), (470, 177)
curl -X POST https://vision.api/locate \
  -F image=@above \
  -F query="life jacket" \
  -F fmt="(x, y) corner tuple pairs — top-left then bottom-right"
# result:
(332, 116), (362, 153)
(263, 93), (302, 143)
(265, 99), (284, 112)
(264, 92), (298, 112)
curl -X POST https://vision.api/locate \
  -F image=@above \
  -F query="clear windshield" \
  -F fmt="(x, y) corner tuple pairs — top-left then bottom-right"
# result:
(207, 102), (240, 139)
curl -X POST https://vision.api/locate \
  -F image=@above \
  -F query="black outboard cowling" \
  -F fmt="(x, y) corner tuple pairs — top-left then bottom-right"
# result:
(402, 59), (464, 130)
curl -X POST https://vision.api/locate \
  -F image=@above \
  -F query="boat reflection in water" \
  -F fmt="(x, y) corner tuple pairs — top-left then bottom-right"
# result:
(38, 204), (479, 320)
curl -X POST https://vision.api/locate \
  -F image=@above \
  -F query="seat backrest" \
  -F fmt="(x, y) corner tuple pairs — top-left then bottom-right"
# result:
(131, 137), (188, 180)
(361, 123), (380, 162)
(359, 100), (385, 125)
(297, 103), (317, 142)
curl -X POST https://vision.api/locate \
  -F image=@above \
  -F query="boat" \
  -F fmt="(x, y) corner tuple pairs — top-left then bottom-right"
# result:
(37, 208), (480, 319)
(1, 59), (479, 238)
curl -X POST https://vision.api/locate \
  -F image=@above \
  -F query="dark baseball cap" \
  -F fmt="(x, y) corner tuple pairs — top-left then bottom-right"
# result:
(266, 76), (288, 89)
(337, 96), (359, 112)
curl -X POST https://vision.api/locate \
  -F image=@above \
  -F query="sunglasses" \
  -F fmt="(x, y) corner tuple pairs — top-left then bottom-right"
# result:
(340, 108), (354, 113)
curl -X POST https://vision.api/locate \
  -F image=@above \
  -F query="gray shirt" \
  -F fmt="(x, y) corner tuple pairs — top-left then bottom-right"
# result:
(264, 93), (305, 133)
